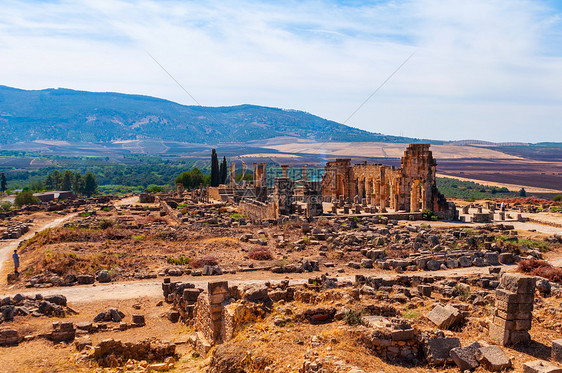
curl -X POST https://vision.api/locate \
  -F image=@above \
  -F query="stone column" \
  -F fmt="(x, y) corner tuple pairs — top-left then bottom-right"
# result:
(229, 163), (236, 186)
(410, 182), (419, 212)
(281, 165), (289, 178)
(302, 165), (308, 182)
(489, 273), (535, 346)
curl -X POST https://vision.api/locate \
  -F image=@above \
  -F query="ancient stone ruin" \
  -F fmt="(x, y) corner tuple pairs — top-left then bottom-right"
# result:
(234, 144), (456, 222)
(322, 144), (454, 217)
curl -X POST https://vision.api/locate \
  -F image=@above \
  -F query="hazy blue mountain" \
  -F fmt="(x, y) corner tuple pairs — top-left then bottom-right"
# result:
(0, 85), (430, 145)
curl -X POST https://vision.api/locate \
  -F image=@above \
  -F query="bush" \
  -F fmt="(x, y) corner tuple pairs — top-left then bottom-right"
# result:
(518, 259), (562, 283)
(191, 256), (218, 268)
(99, 218), (114, 230)
(0, 202), (12, 212)
(14, 190), (41, 207)
(147, 184), (165, 193)
(421, 209), (438, 221)
(344, 310), (363, 326)
(553, 194), (562, 202)
(248, 247), (273, 260)
(452, 284), (470, 300)
(167, 256), (190, 265)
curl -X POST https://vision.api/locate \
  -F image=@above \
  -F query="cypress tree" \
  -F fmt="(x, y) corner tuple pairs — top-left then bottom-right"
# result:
(0, 172), (6, 194)
(220, 156), (228, 184)
(211, 149), (219, 187)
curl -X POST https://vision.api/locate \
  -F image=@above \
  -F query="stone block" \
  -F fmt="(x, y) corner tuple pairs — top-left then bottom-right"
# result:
(552, 339), (562, 363)
(499, 253), (515, 264)
(485, 252), (500, 266)
(208, 281), (228, 295)
(424, 336), (461, 365)
(243, 285), (269, 302)
(492, 316), (514, 330)
(417, 285), (432, 297)
(475, 345), (511, 371)
(495, 289), (517, 303)
(489, 323), (510, 346)
(451, 341), (481, 371)
(132, 314), (145, 326)
(499, 273), (536, 294)
(514, 318), (532, 331)
(510, 330), (531, 345)
(523, 360), (562, 373)
(183, 288), (202, 302)
(426, 304), (461, 329)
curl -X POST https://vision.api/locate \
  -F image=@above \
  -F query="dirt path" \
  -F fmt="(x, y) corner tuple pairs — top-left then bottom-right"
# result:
(0, 261), (545, 303)
(0, 213), (78, 286)
(114, 195), (139, 206)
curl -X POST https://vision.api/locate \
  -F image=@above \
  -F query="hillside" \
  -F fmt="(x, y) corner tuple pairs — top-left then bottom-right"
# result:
(0, 85), (427, 145)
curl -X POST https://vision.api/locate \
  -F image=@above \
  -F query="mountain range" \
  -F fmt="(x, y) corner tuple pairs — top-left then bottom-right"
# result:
(0, 85), (430, 145)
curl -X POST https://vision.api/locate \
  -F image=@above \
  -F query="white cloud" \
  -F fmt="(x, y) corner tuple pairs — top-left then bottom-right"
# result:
(0, 0), (560, 142)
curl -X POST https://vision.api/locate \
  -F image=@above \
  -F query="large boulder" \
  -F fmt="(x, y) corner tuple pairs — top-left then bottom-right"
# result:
(96, 270), (111, 283)
(45, 295), (67, 306)
(77, 275), (95, 285)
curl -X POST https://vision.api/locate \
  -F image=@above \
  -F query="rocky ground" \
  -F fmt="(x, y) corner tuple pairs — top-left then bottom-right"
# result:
(0, 195), (561, 372)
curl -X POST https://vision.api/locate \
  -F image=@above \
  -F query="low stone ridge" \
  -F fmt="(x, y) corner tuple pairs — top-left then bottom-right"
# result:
(91, 338), (176, 367)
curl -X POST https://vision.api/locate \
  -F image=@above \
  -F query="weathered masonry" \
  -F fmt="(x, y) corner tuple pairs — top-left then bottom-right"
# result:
(322, 144), (455, 217)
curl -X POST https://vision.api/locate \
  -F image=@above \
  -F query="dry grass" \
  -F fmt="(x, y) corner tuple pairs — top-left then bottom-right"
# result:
(518, 259), (562, 283)
(248, 247), (273, 261)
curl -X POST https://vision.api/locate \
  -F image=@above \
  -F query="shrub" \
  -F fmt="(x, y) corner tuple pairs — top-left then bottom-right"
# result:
(422, 209), (438, 221)
(248, 247), (273, 260)
(14, 190), (40, 207)
(452, 284), (470, 300)
(518, 259), (562, 283)
(167, 256), (190, 265)
(99, 218), (114, 230)
(553, 194), (562, 202)
(402, 310), (420, 319)
(147, 184), (165, 193)
(344, 310), (363, 326)
(0, 202), (12, 212)
(191, 255), (218, 268)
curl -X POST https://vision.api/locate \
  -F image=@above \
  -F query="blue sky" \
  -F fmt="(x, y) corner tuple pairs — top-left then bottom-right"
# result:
(1, 0), (561, 142)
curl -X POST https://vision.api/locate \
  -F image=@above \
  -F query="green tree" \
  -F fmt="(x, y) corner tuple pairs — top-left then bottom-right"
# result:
(219, 156), (227, 185)
(519, 188), (527, 197)
(30, 179), (45, 191)
(14, 190), (41, 207)
(61, 170), (74, 191)
(72, 172), (83, 194)
(175, 171), (192, 189)
(0, 172), (6, 194)
(82, 172), (98, 197)
(175, 168), (205, 189)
